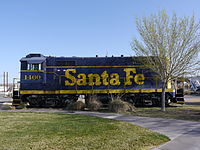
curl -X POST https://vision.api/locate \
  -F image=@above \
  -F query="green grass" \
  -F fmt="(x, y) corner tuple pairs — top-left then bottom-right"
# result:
(133, 106), (200, 121)
(0, 112), (169, 150)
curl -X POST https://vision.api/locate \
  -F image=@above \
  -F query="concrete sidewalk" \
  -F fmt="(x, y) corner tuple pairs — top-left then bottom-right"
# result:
(74, 111), (200, 150)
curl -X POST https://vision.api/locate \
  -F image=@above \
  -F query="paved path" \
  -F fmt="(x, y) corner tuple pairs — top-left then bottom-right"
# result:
(184, 95), (200, 106)
(73, 111), (200, 150)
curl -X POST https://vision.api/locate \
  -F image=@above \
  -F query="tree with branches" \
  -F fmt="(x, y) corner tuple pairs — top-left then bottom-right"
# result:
(132, 11), (200, 111)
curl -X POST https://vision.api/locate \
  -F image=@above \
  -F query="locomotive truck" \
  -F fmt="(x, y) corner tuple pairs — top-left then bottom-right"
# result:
(12, 53), (184, 107)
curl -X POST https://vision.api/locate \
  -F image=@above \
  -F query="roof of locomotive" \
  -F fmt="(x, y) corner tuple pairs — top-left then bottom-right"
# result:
(20, 53), (145, 65)
(20, 54), (46, 63)
(21, 53), (147, 59)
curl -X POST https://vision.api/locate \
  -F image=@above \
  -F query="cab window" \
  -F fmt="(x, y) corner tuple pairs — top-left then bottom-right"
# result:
(21, 61), (27, 70)
(28, 64), (41, 70)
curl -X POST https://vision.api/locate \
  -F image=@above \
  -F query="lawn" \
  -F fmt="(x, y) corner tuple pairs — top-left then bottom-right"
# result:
(0, 112), (169, 150)
(133, 106), (200, 121)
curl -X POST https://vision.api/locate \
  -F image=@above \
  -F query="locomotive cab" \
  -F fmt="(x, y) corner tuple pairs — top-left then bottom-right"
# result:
(13, 54), (47, 106)
(19, 54), (47, 104)
(21, 54), (46, 82)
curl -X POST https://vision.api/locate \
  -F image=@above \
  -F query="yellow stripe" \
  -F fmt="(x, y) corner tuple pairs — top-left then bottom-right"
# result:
(13, 99), (21, 101)
(177, 101), (184, 104)
(176, 97), (184, 99)
(12, 104), (20, 106)
(44, 65), (144, 68)
(21, 65), (143, 73)
(21, 70), (44, 72)
(20, 89), (175, 95)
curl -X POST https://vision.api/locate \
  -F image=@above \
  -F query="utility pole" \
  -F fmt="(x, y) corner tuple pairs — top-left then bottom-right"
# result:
(2, 72), (9, 92)
(3, 72), (5, 92)
(6, 72), (8, 91)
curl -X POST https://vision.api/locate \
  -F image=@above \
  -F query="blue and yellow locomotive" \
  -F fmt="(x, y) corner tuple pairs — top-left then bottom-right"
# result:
(13, 53), (181, 107)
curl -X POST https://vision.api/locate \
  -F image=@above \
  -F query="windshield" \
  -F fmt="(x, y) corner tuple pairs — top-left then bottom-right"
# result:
(28, 63), (42, 70)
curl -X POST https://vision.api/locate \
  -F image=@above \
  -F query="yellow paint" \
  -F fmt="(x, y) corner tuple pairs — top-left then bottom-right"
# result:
(167, 80), (172, 89)
(64, 68), (145, 86)
(134, 74), (145, 85)
(77, 74), (87, 86)
(45, 65), (144, 68)
(25, 75), (41, 80)
(21, 70), (44, 72)
(110, 73), (120, 85)
(65, 69), (76, 86)
(88, 74), (101, 86)
(101, 71), (109, 85)
(20, 88), (175, 95)
(124, 68), (136, 85)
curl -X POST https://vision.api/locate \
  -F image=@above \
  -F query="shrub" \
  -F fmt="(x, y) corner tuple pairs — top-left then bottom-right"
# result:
(109, 99), (135, 113)
(87, 95), (102, 111)
(67, 101), (86, 110)
(88, 99), (102, 111)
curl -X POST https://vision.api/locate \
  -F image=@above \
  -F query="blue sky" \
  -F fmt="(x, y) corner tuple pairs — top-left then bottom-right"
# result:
(0, 0), (200, 82)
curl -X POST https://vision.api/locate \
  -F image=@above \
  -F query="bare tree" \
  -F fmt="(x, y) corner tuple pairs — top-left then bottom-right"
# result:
(132, 11), (200, 111)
